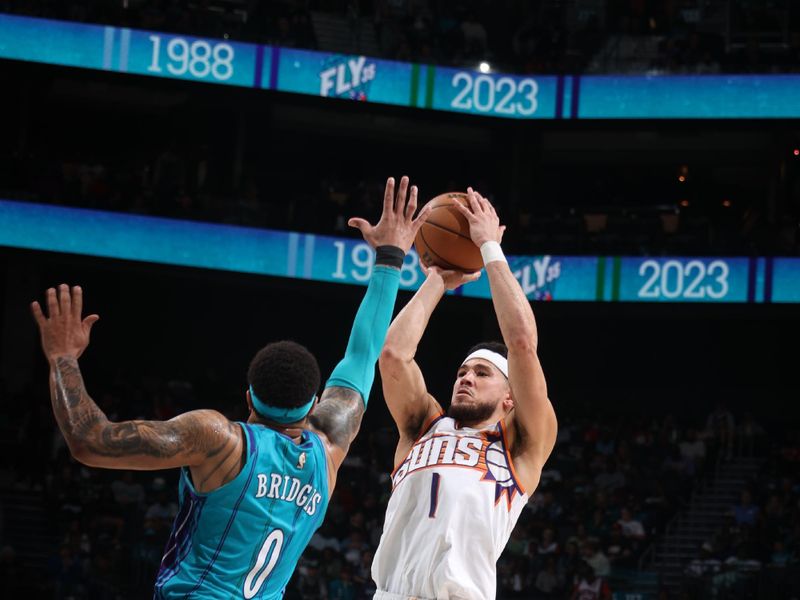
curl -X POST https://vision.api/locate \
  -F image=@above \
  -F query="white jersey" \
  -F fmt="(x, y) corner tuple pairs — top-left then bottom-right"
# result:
(372, 416), (529, 600)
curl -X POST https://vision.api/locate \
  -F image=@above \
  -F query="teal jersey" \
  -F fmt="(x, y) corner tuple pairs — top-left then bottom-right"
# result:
(154, 422), (330, 599)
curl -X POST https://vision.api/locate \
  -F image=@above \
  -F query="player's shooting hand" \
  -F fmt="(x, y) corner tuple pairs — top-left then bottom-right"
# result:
(453, 187), (506, 248)
(422, 264), (481, 291)
(348, 176), (432, 253)
(31, 284), (100, 363)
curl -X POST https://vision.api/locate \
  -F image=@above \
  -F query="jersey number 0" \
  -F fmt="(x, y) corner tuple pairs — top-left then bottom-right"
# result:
(243, 529), (284, 598)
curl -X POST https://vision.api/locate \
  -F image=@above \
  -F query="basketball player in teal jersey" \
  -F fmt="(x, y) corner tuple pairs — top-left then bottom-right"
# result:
(30, 176), (430, 599)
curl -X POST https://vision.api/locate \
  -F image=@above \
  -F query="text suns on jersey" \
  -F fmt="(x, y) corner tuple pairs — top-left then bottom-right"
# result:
(391, 428), (524, 509)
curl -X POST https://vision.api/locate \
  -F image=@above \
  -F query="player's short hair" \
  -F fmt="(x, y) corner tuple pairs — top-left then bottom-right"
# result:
(466, 341), (508, 359)
(247, 341), (320, 410)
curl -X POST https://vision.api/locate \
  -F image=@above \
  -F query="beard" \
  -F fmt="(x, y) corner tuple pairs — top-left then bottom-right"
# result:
(447, 399), (497, 424)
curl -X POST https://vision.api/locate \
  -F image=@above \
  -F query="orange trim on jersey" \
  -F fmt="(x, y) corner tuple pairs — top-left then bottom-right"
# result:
(391, 462), (490, 490)
(389, 410), (445, 479)
(497, 419), (527, 496)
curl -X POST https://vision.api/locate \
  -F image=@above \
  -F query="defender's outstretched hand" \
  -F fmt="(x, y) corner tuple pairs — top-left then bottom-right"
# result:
(348, 176), (432, 253)
(31, 284), (99, 362)
(453, 187), (506, 248)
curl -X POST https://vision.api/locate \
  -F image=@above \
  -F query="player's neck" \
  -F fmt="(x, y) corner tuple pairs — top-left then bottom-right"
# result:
(454, 416), (499, 431)
(248, 415), (308, 443)
(453, 408), (508, 431)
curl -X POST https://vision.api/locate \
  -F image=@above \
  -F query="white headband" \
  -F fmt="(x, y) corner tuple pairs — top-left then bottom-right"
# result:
(461, 349), (508, 378)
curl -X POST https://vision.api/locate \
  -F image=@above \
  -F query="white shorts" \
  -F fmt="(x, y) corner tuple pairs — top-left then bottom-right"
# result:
(374, 591), (432, 600)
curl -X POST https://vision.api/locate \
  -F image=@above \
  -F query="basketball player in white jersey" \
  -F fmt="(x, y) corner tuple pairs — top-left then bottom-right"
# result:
(372, 188), (558, 600)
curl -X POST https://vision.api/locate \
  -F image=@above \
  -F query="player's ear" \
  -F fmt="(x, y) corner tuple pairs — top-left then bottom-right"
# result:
(246, 389), (254, 413)
(503, 386), (514, 410)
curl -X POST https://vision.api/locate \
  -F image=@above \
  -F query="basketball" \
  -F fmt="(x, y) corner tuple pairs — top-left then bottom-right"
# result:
(414, 192), (483, 273)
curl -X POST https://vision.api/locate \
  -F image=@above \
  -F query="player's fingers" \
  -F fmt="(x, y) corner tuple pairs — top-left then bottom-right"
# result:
(31, 301), (46, 326)
(58, 284), (71, 317)
(499, 225), (507, 242)
(46, 288), (59, 318)
(83, 314), (100, 334)
(382, 177), (395, 216)
(465, 271), (482, 283)
(404, 185), (418, 219)
(474, 190), (490, 213)
(411, 200), (433, 231)
(452, 199), (476, 220)
(71, 285), (83, 320)
(395, 176), (409, 215)
(466, 187), (482, 213)
(348, 217), (371, 234)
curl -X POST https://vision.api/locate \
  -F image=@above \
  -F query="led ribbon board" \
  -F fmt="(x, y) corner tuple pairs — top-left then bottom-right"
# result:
(1, 199), (795, 303)
(2, 13), (800, 119)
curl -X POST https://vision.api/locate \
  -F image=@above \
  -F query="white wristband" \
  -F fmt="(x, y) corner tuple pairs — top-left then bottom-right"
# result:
(480, 241), (507, 265)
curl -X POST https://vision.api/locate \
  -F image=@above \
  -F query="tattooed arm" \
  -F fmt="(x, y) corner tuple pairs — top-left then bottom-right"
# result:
(308, 176), (429, 476)
(34, 285), (242, 488)
(308, 386), (365, 470)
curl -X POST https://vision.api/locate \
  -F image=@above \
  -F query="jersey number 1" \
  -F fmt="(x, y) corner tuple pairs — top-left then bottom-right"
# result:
(243, 529), (284, 599)
(429, 473), (441, 518)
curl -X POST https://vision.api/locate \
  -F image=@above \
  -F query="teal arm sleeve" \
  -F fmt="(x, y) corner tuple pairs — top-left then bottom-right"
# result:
(325, 265), (402, 407)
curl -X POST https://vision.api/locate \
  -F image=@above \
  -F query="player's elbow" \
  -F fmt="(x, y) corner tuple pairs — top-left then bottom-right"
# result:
(379, 345), (411, 369)
(68, 440), (100, 467)
(506, 333), (537, 356)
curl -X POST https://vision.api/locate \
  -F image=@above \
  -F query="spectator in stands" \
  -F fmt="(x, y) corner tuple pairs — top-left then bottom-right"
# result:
(570, 561), (611, 600)
(110, 471), (145, 510)
(534, 556), (561, 598)
(460, 10), (488, 57)
(679, 428), (706, 469)
(731, 489), (760, 527)
(737, 412), (765, 457)
(320, 546), (344, 581)
(352, 548), (376, 597)
(537, 527), (560, 557)
(328, 565), (356, 600)
(769, 540), (793, 567)
(309, 521), (341, 553)
(605, 523), (635, 568)
(49, 543), (86, 599)
(706, 401), (735, 459)
(617, 507), (646, 542)
(581, 541), (610, 578)
(296, 556), (328, 599)
(594, 458), (626, 492)
(143, 478), (178, 535)
(558, 540), (583, 585)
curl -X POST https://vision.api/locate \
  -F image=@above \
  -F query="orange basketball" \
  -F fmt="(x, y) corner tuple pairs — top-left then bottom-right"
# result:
(414, 192), (482, 273)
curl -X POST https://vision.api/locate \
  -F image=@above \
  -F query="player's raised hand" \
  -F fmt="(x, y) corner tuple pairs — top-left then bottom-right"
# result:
(348, 176), (432, 253)
(453, 187), (506, 248)
(31, 284), (100, 362)
(422, 264), (481, 291)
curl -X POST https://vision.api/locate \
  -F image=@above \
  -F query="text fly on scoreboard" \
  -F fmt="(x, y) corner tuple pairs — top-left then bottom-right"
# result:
(4, 13), (800, 120)
(1, 199), (794, 304)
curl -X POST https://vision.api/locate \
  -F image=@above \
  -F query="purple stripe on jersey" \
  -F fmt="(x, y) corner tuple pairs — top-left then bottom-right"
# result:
(155, 486), (206, 587)
(183, 424), (258, 598)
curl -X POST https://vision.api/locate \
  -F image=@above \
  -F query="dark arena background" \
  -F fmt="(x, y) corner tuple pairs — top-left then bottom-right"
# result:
(1, 1), (800, 599)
